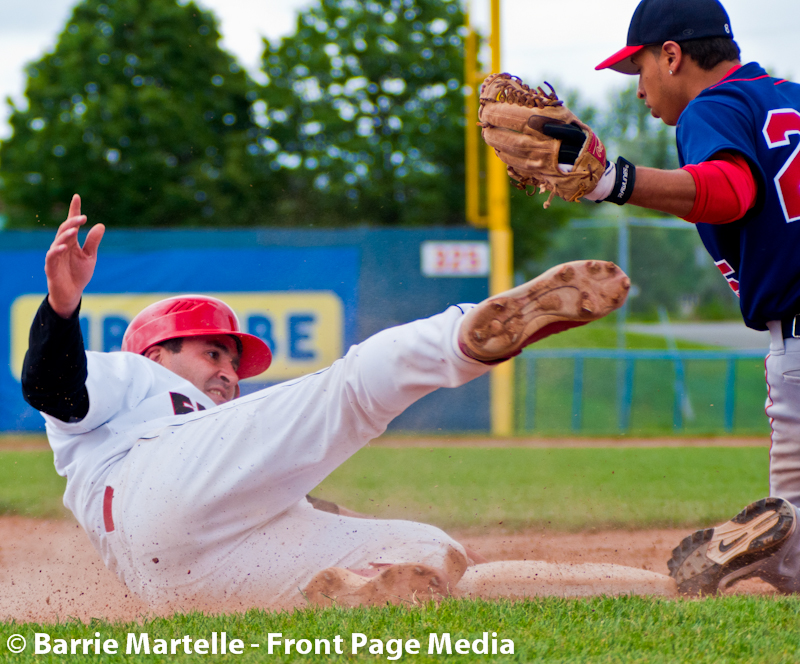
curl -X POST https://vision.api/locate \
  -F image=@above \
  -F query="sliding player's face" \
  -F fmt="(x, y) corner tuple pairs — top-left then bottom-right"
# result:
(150, 335), (240, 404)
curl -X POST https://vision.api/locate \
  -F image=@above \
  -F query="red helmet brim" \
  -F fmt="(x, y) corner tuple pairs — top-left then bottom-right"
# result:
(233, 332), (272, 379)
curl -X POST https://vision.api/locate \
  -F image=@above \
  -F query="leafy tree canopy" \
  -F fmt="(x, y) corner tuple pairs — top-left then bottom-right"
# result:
(0, 0), (270, 228)
(0, 0), (684, 294)
(260, 0), (467, 226)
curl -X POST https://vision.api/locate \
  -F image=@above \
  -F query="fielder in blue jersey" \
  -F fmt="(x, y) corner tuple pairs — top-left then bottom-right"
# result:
(591, 0), (800, 594)
(677, 65), (800, 329)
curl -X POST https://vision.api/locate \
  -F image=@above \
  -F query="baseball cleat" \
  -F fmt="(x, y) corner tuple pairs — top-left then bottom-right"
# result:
(458, 260), (630, 363)
(303, 563), (452, 607)
(667, 497), (796, 595)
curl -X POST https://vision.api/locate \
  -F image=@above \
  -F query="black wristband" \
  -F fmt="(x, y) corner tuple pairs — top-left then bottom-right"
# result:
(607, 157), (636, 205)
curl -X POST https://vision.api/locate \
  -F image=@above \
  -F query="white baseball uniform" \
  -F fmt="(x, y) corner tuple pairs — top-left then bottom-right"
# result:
(43, 304), (489, 611)
(766, 323), (800, 506)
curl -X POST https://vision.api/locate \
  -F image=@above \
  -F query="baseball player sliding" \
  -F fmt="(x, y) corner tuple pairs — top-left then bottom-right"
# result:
(22, 194), (675, 611)
(480, 0), (800, 594)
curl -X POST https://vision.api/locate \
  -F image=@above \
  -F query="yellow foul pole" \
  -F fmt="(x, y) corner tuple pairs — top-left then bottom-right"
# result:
(464, 0), (513, 435)
(486, 0), (514, 435)
(463, 13), (481, 227)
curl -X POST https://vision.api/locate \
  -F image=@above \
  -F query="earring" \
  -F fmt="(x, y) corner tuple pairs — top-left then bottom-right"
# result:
(669, 70), (674, 75)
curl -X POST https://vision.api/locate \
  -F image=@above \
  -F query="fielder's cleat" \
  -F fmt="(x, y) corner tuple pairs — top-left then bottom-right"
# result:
(458, 260), (630, 363)
(667, 497), (796, 595)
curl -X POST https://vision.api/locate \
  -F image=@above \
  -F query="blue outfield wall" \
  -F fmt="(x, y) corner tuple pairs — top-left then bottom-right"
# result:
(0, 227), (490, 432)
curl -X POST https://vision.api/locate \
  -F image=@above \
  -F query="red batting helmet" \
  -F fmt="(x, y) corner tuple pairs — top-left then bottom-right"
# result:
(121, 295), (272, 379)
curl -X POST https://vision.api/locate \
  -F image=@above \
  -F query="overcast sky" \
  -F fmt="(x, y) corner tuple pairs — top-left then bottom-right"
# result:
(1, 0), (798, 139)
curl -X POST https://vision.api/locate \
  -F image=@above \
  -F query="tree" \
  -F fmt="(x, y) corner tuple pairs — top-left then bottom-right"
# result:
(260, 0), (467, 226)
(0, 0), (270, 228)
(599, 81), (679, 171)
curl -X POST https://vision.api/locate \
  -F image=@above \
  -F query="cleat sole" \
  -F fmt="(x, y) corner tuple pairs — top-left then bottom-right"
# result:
(667, 497), (795, 596)
(459, 259), (630, 363)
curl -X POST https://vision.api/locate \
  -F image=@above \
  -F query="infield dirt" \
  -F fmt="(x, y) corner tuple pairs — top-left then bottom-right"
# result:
(0, 516), (776, 623)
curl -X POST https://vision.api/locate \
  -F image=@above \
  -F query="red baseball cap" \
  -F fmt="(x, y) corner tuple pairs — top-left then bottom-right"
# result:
(596, 0), (734, 74)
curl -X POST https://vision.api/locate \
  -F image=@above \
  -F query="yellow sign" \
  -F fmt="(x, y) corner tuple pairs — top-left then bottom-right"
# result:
(10, 292), (344, 382)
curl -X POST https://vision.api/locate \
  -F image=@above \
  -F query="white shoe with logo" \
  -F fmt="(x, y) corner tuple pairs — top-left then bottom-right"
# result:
(668, 497), (798, 595)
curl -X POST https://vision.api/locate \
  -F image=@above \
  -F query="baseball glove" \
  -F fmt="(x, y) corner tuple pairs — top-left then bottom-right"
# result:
(478, 73), (607, 208)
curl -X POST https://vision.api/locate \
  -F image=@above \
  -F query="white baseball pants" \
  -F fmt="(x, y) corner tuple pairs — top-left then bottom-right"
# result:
(105, 305), (489, 610)
(766, 321), (800, 505)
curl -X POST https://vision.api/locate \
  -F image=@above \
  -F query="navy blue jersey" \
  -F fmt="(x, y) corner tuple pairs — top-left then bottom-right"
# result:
(677, 62), (800, 330)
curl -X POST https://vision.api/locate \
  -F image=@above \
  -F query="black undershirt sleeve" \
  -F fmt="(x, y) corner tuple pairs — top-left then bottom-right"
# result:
(21, 296), (89, 422)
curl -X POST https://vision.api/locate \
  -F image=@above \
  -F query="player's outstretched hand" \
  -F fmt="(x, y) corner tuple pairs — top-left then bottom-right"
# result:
(45, 194), (105, 318)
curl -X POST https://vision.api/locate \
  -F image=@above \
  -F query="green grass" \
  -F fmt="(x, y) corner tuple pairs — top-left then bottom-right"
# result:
(0, 451), (67, 518)
(316, 446), (768, 531)
(0, 446), (769, 531)
(516, 324), (769, 436)
(0, 443), (789, 661)
(4, 597), (800, 663)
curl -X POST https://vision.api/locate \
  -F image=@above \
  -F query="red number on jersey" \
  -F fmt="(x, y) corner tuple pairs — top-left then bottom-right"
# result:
(715, 259), (740, 297)
(763, 108), (800, 222)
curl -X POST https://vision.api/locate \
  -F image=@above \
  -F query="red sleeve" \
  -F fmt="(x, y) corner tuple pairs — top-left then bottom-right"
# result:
(681, 152), (758, 224)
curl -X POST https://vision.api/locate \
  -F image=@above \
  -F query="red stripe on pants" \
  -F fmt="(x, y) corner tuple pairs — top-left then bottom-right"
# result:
(103, 486), (115, 533)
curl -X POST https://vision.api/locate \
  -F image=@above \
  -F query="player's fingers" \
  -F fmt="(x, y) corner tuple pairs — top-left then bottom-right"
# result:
(67, 194), (82, 220)
(49, 226), (79, 251)
(45, 243), (69, 258)
(52, 219), (87, 250)
(81, 223), (105, 257)
(44, 243), (69, 273)
(54, 215), (88, 241)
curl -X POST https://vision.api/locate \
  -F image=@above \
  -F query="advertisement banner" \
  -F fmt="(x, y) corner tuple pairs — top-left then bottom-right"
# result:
(1, 242), (358, 430)
(1, 227), (489, 432)
(10, 291), (343, 383)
